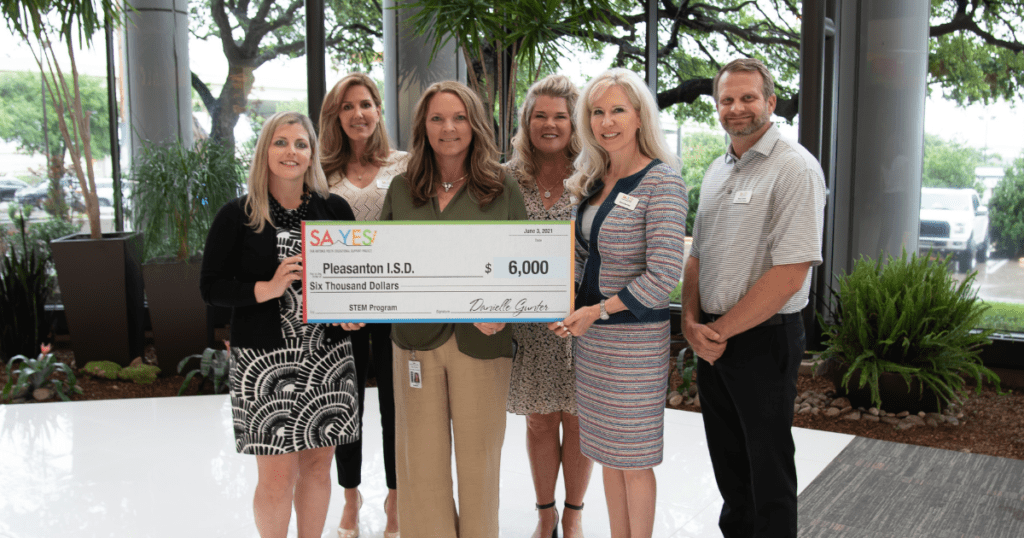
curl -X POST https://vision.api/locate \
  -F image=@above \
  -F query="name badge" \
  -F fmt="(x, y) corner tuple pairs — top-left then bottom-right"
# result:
(614, 192), (639, 210)
(733, 190), (752, 204)
(377, 177), (392, 189)
(409, 360), (422, 388)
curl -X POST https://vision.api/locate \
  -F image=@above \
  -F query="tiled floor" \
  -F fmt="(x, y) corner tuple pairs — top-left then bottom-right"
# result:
(0, 389), (854, 537)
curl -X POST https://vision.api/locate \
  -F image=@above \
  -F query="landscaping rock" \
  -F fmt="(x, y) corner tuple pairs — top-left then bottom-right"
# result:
(843, 411), (862, 421)
(896, 420), (917, 430)
(129, 357), (143, 367)
(926, 418), (939, 427)
(830, 397), (850, 409)
(905, 415), (926, 426)
(868, 407), (880, 416)
(668, 393), (683, 407)
(32, 388), (53, 401)
(824, 407), (841, 417)
(862, 414), (880, 423)
(881, 417), (901, 426)
(947, 417), (960, 426)
(897, 411), (910, 418)
(925, 413), (945, 424)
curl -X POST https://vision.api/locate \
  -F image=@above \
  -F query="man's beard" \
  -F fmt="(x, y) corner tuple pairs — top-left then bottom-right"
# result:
(721, 107), (771, 137)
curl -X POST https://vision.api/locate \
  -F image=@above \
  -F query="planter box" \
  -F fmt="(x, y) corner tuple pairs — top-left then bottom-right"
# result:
(50, 232), (145, 367)
(142, 259), (209, 373)
(822, 357), (943, 414)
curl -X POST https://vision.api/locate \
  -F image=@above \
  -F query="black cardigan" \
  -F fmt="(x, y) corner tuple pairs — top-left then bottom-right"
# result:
(200, 193), (355, 349)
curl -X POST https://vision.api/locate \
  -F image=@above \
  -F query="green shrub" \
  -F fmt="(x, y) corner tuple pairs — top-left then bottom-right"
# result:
(2, 344), (81, 401)
(117, 364), (161, 385)
(129, 139), (245, 262)
(178, 347), (230, 396)
(990, 156), (1024, 258)
(81, 360), (122, 379)
(0, 207), (56, 360)
(819, 249), (999, 409)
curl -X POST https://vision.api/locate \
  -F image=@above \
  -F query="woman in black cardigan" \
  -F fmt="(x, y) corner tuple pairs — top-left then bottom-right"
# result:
(200, 111), (357, 538)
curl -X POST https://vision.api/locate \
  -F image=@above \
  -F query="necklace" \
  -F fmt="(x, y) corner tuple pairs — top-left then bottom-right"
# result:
(535, 175), (562, 199)
(441, 175), (467, 193)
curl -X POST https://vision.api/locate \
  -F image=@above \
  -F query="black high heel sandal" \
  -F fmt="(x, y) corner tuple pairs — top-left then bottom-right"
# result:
(535, 501), (558, 538)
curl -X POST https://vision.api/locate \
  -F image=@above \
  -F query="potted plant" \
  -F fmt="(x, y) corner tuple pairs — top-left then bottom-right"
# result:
(6, 1), (147, 366)
(818, 249), (1000, 413)
(129, 139), (245, 373)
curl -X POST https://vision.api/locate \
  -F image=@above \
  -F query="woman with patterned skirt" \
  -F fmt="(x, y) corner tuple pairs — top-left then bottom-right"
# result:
(200, 111), (358, 538)
(551, 69), (687, 538)
(320, 72), (408, 538)
(505, 74), (594, 538)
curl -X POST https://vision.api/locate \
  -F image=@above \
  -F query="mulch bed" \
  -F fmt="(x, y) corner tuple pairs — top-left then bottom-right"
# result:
(667, 344), (1024, 461)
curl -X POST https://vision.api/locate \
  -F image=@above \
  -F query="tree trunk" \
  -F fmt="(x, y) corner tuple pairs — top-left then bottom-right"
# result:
(209, 64), (255, 148)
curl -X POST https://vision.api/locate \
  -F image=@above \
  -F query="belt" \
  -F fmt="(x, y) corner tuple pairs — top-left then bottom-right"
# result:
(700, 311), (801, 328)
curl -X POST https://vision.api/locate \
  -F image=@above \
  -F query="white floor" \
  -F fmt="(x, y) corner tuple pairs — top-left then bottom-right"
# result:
(0, 389), (854, 538)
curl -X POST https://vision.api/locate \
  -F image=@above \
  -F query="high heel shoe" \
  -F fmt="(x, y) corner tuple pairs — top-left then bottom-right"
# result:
(533, 501), (558, 538)
(562, 502), (584, 538)
(337, 491), (362, 538)
(383, 495), (400, 538)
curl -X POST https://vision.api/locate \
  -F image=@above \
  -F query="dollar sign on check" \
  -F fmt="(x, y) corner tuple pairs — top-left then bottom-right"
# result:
(485, 263), (492, 274)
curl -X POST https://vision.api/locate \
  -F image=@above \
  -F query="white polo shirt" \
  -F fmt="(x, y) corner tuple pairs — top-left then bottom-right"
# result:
(689, 124), (826, 316)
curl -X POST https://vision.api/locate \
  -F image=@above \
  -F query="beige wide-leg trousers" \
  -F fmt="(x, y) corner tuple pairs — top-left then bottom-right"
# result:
(392, 335), (513, 538)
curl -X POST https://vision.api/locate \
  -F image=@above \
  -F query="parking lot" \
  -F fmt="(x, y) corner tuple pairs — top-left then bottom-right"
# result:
(953, 257), (1024, 304)
(0, 200), (121, 234)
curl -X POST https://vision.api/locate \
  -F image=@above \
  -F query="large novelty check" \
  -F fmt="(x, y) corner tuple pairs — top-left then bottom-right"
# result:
(302, 221), (574, 323)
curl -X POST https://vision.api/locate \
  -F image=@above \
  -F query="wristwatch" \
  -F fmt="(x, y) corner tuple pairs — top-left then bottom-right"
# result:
(598, 299), (610, 320)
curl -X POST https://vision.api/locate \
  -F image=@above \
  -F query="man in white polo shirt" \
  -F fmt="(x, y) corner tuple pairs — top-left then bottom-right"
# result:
(682, 58), (826, 537)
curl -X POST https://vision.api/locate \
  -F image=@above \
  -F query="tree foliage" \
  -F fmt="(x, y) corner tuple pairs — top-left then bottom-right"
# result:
(2, 0), (121, 238)
(989, 154), (1024, 258)
(921, 134), (985, 192)
(0, 71), (110, 167)
(186, 0), (1024, 152)
(189, 0), (383, 149)
(677, 131), (726, 234)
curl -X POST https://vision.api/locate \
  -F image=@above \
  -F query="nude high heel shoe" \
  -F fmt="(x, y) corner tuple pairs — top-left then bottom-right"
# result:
(337, 491), (362, 538)
(383, 495), (400, 538)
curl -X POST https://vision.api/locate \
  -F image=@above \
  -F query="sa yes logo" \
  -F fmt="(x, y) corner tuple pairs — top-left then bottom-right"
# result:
(309, 228), (377, 247)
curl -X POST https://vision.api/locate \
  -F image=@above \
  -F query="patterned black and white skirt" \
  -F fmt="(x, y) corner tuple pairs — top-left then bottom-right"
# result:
(229, 227), (359, 455)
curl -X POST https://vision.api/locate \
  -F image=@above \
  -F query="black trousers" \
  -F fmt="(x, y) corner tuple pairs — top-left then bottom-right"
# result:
(334, 323), (397, 490)
(697, 317), (805, 538)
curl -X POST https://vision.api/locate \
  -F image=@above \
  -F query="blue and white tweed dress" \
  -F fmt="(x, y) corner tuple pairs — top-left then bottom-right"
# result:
(573, 160), (687, 470)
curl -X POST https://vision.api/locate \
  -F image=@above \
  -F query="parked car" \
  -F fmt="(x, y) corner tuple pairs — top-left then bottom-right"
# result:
(14, 178), (85, 213)
(92, 178), (134, 209)
(0, 177), (30, 201)
(919, 187), (990, 273)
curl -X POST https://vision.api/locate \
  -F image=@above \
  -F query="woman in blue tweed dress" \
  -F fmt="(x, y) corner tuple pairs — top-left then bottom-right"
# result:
(551, 68), (686, 538)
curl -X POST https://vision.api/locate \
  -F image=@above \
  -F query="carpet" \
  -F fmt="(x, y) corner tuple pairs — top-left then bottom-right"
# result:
(798, 436), (1024, 537)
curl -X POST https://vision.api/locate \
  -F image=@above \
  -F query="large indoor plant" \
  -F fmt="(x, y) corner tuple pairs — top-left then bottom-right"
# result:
(129, 139), (245, 372)
(819, 249), (1000, 413)
(5, 1), (146, 366)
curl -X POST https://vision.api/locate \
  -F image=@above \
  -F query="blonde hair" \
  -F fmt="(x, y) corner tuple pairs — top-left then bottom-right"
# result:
(566, 68), (679, 198)
(245, 111), (330, 233)
(507, 74), (582, 181)
(405, 81), (504, 208)
(319, 73), (394, 180)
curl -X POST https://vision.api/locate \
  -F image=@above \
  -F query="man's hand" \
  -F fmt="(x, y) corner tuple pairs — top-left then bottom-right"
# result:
(684, 319), (726, 364)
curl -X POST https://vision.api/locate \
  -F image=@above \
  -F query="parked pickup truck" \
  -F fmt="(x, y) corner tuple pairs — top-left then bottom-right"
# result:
(919, 188), (990, 273)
